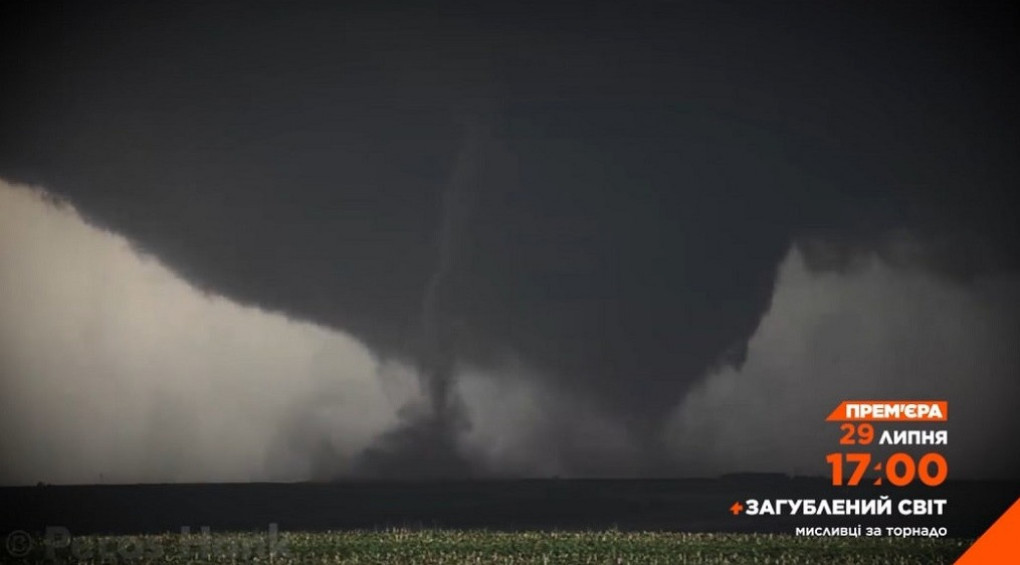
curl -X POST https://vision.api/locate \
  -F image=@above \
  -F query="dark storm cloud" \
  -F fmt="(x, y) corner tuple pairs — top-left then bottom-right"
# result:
(1, 1), (1018, 477)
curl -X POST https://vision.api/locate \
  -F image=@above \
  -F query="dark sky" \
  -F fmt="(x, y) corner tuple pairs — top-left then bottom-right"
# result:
(1, 1), (1018, 480)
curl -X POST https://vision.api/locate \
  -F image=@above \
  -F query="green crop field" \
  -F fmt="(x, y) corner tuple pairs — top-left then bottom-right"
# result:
(13, 530), (972, 564)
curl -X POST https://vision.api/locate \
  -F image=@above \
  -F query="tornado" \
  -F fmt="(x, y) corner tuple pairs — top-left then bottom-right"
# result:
(352, 119), (484, 478)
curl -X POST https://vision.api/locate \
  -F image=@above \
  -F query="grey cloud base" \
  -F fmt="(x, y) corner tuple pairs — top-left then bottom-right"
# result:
(2, 180), (1017, 483)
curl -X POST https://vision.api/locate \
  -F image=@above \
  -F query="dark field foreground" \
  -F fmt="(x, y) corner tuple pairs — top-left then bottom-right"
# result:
(4, 530), (972, 565)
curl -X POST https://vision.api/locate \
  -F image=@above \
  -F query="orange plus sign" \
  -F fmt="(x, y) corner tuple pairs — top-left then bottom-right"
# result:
(729, 501), (745, 515)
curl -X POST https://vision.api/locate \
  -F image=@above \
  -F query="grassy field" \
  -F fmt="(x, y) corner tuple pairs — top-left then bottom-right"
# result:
(14, 529), (972, 564)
